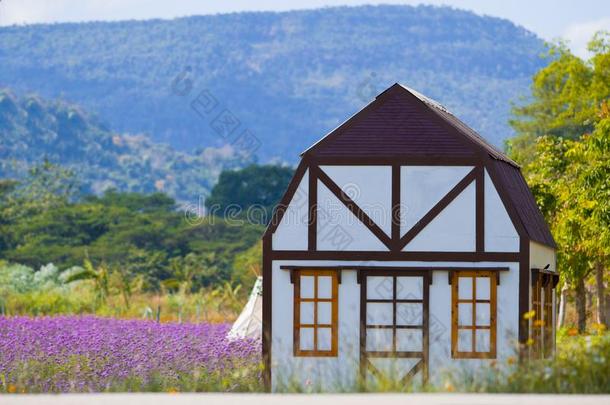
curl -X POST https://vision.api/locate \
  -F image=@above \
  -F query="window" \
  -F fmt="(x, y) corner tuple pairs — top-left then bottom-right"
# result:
(532, 272), (554, 358)
(451, 271), (497, 359)
(293, 269), (338, 356)
(364, 274), (425, 356)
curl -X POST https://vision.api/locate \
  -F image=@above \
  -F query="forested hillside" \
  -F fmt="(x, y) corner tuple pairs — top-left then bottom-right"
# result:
(0, 90), (249, 202)
(0, 5), (545, 161)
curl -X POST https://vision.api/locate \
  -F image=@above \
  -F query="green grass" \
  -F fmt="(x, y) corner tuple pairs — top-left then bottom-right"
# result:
(444, 331), (610, 394)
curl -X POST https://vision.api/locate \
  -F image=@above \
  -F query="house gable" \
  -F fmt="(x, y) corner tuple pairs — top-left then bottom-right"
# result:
(263, 80), (556, 254)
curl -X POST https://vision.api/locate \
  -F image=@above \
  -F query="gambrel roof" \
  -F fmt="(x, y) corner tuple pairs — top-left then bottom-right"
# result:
(303, 83), (515, 165)
(300, 83), (555, 248)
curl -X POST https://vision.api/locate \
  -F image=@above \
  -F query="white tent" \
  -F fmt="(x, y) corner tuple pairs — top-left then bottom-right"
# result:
(227, 276), (262, 340)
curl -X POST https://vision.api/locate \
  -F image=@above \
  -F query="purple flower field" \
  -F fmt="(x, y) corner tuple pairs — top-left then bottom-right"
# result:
(0, 316), (262, 393)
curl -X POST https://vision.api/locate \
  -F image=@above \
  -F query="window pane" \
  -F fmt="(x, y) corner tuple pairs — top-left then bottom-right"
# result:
(458, 303), (473, 326)
(475, 303), (490, 326)
(366, 302), (393, 325)
(300, 302), (314, 324)
(367, 276), (393, 300)
(317, 327), (332, 351)
(476, 276), (491, 300)
(458, 276), (473, 299)
(300, 327), (314, 351)
(317, 276), (333, 299)
(366, 328), (393, 352)
(396, 276), (423, 300)
(457, 329), (473, 352)
(301, 276), (315, 299)
(396, 329), (422, 352)
(475, 329), (490, 353)
(317, 302), (332, 325)
(396, 303), (422, 326)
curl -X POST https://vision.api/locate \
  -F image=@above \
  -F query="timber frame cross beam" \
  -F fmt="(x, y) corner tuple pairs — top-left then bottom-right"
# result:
(398, 166), (481, 250)
(304, 162), (487, 253)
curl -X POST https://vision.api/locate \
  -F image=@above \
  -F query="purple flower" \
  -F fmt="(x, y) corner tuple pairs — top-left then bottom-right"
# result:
(0, 316), (261, 392)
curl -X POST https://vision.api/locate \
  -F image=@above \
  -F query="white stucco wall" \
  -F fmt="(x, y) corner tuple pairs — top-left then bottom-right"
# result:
(484, 170), (519, 252)
(271, 263), (360, 391)
(317, 181), (389, 251)
(529, 241), (556, 272)
(403, 182), (476, 252)
(320, 166), (392, 236)
(400, 166), (473, 234)
(270, 260), (521, 391)
(272, 170), (309, 251)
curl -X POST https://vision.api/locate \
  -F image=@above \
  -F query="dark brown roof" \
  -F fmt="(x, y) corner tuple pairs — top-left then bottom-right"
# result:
(491, 159), (557, 248)
(303, 83), (518, 166)
(303, 84), (518, 166)
(302, 83), (555, 248)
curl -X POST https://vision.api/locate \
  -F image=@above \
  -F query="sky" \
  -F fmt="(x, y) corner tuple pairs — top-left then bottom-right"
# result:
(0, 0), (608, 57)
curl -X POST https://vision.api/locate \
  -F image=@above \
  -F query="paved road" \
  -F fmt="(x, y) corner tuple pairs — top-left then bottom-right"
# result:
(1, 393), (608, 405)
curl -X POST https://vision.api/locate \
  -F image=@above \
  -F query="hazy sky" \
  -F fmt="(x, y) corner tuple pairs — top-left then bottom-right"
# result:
(0, 0), (608, 57)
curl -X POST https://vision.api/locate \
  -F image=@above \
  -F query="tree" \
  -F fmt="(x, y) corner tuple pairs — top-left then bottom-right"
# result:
(568, 110), (610, 326)
(524, 135), (591, 331)
(509, 32), (610, 330)
(204, 164), (293, 224)
(232, 241), (262, 288)
(522, 112), (610, 331)
(65, 258), (109, 306)
(508, 32), (610, 166)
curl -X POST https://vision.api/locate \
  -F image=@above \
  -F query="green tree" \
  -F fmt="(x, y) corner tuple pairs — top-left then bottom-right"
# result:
(65, 258), (109, 306)
(523, 112), (610, 331)
(510, 32), (610, 330)
(568, 110), (610, 326)
(232, 241), (262, 288)
(205, 164), (293, 224)
(508, 32), (610, 166)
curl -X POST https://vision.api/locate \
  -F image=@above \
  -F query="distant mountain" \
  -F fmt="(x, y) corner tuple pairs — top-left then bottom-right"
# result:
(0, 90), (248, 203)
(0, 5), (544, 161)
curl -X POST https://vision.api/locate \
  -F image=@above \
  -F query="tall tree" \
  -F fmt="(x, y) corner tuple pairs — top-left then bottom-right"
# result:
(509, 32), (610, 330)
(569, 110), (610, 326)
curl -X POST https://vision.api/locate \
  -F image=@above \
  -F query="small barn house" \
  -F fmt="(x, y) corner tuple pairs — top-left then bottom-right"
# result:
(262, 83), (558, 390)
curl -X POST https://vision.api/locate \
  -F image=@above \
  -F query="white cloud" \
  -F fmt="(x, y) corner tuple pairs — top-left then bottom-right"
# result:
(563, 17), (610, 59)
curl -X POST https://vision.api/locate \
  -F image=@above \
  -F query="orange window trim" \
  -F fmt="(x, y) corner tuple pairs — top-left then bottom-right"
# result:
(451, 270), (497, 359)
(293, 269), (339, 357)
